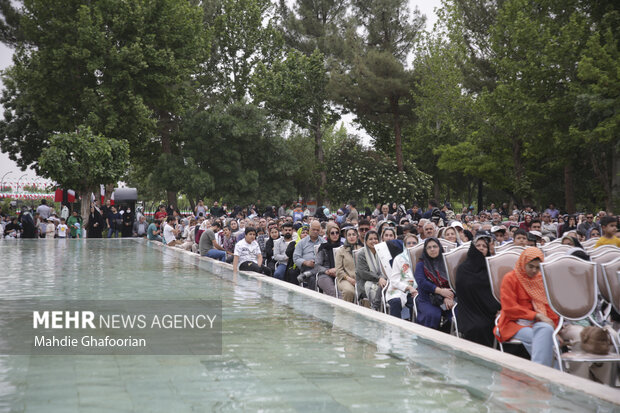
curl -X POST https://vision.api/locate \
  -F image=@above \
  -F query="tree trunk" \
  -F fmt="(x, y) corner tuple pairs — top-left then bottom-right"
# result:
(160, 111), (177, 210)
(611, 143), (619, 212)
(390, 97), (404, 172)
(590, 152), (613, 213)
(563, 164), (575, 214)
(80, 186), (95, 237)
(512, 137), (525, 204)
(433, 175), (440, 201)
(314, 119), (326, 206)
(477, 179), (483, 214)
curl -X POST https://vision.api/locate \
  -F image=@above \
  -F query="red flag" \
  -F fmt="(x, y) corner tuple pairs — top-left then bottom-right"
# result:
(54, 188), (63, 202)
(54, 189), (76, 203)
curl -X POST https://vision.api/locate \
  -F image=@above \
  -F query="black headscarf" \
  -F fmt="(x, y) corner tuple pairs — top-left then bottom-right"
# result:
(386, 239), (404, 266)
(459, 239), (490, 274)
(318, 234), (342, 269)
(454, 239), (500, 347)
(421, 237), (449, 288)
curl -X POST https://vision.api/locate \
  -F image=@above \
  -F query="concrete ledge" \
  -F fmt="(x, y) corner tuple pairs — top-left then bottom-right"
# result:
(149, 239), (620, 406)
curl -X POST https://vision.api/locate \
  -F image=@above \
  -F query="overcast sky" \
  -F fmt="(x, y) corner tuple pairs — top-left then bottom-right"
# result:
(0, 0), (442, 185)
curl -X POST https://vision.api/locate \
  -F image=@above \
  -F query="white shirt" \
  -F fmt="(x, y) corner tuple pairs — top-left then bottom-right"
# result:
(57, 224), (69, 238)
(234, 238), (261, 268)
(163, 223), (176, 244)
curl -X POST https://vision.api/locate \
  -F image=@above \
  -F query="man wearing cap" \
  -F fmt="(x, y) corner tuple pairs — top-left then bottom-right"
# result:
(527, 230), (544, 246)
(491, 226), (508, 245)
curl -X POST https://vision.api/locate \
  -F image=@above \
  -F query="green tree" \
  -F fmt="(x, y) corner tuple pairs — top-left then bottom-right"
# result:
(324, 133), (431, 206)
(38, 127), (129, 219)
(0, 0), (21, 46)
(179, 102), (298, 206)
(0, 0), (207, 208)
(277, 0), (348, 57)
(253, 49), (338, 201)
(201, 0), (282, 103)
(408, 33), (478, 201)
(331, 0), (425, 171)
(570, 23), (620, 211)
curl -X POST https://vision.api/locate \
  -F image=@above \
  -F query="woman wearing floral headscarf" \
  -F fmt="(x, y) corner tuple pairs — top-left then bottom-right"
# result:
(495, 247), (559, 367)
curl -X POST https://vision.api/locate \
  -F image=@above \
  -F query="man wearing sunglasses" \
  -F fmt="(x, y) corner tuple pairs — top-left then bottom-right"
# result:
(356, 219), (371, 246)
(577, 212), (600, 235)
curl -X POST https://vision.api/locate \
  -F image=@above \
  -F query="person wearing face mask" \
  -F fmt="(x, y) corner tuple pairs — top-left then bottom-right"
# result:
(494, 247), (559, 367)
(121, 207), (134, 237)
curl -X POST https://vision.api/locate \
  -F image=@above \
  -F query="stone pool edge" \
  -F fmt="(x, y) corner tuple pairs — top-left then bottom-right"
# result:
(147, 239), (619, 406)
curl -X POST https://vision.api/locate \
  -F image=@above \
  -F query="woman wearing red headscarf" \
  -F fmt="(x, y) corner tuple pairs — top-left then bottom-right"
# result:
(495, 247), (559, 367)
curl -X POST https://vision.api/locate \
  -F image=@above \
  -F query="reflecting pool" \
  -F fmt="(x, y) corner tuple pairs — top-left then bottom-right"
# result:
(0, 240), (617, 412)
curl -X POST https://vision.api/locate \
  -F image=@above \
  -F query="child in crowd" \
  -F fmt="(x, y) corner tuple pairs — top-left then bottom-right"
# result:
(594, 216), (620, 248)
(57, 218), (69, 238)
(232, 227), (273, 276)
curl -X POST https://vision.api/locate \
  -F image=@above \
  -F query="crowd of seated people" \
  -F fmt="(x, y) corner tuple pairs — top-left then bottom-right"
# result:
(3, 198), (620, 384)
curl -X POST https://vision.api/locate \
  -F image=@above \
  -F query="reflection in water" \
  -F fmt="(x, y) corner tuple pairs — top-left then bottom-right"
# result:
(0, 240), (614, 412)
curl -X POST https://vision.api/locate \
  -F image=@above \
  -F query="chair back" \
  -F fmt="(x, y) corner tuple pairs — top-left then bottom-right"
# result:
(582, 237), (600, 248)
(540, 256), (597, 320)
(590, 250), (620, 303)
(439, 238), (457, 252)
(589, 244), (620, 255)
(443, 245), (469, 291)
(408, 243), (425, 268)
(542, 244), (572, 256)
(499, 245), (526, 255)
(495, 241), (514, 253)
(601, 257), (620, 313)
(486, 251), (521, 304)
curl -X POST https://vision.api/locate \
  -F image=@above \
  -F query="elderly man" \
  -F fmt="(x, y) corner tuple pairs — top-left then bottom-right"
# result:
(293, 220), (325, 289)
(540, 213), (558, 240)
(133, 215), (149, 237)
(377, 204), (396, 223)
(421, 222), (436, 240)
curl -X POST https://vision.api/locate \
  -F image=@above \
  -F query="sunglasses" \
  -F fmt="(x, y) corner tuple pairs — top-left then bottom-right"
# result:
(329, 231), (340, 235)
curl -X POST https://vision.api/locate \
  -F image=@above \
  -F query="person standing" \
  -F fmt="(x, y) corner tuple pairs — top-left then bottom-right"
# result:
(36, 199), (51, 220)
(87, 203), (105, 238)
(106, 206), (120, 238)
(67, 210), (82, 238)
(121, 207), (134, 238)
